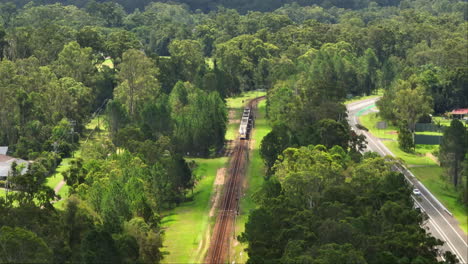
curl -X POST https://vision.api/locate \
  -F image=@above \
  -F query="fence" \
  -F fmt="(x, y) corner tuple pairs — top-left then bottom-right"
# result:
(415, 123), (445, 133)
(414, 134), (442, 145)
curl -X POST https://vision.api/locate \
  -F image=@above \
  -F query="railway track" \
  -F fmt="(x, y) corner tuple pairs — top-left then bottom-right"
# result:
(206, 96), (264, 263)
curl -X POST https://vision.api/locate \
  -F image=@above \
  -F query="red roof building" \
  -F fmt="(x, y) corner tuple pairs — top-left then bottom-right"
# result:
(449, 109), (468, 115)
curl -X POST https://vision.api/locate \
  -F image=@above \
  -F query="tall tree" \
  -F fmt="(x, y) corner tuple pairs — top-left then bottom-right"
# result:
(114, 49), (160, 117)
(54, 41), (96, 85)
(0, 226), (52, 263)
(168, 39), (205, 82)
(392, 79), (433, 131)
(439, 119), (468, 188)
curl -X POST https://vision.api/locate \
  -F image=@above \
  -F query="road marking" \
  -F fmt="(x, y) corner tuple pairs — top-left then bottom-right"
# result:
(355, 104), (376, 117)
(361, 128), (467, 261)
(349, 104), (468, 263)
(414, 199), (460, 259)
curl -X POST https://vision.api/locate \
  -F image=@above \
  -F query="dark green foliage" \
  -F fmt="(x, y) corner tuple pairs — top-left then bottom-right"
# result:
(106, 100), (129, 138)
(169, 81), (227, 155)
(440, 119), (468, 190)
(0, 1), (466, 263)
(260, 124), (295, 176)
(241, 147), (447, 263)
(62, 158), (87, 193)
(398, 125), (415, 153)
(0, 226), (53, 263)
(8, 0), (402, 13)
(313, 119), (350, 149)
(81, 229), (121, 264)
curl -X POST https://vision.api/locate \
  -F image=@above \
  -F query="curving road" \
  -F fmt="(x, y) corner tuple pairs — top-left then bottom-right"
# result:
(347, 98), (468, 263)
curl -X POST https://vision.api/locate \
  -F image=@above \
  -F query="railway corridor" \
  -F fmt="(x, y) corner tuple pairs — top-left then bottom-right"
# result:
(206, 97), (263, 264)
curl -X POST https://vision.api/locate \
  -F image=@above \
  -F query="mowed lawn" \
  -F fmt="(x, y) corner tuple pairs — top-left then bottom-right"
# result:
(161, 157), (227, 264)
(383, 141), (438, 166)
(46, 158), (70, 198)
(359, 112), (399, 141)
(233, 100), (271, 263)
(226, 90), (266, 109)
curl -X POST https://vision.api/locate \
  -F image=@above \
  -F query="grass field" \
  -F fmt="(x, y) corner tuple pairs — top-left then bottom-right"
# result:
(416, 131), (443, 136)
(232, 100), (271, 263)
(45, 158), (71, 201)
(102, 58), (114, 69)
(383, 141), (438, 166)
(226, 91), (266, 109)
(411, 166), (468, 233)
(161, 157), (227, 264)
(359, 112), (399, 141)
(433, 116), (452, 127)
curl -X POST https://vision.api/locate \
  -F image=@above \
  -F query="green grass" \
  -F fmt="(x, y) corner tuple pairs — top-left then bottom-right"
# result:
(359, 112), (399, 141)
(102, 58), (114, 69)
(225, 123), (239, 141)
(232, 100), (271, 263)
(205, 58), (214, 69)
(161, 157), (227, 264)
(344, 90), (382, 104)
(411, 166), (468, 233)
(416, 131), (443, 136)
(226, 91), (266, 109)
(383, 141), (437, 166)
(433, 116), (452, 127)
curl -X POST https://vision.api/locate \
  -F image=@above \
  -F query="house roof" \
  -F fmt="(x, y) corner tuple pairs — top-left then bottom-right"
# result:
(0, 154), (29, 177)
(450, 108), (468, 115)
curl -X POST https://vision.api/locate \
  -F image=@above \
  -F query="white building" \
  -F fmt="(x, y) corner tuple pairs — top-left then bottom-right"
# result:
(0, 147), (29, 181)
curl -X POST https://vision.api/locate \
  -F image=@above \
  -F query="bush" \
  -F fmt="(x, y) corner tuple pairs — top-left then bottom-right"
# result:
(356, 124), (369, 131)
(398, 127), (414, 153)
(418, 114), (432, 124)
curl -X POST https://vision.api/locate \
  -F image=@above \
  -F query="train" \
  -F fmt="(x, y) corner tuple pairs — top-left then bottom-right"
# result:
(239, 108), (252, 139)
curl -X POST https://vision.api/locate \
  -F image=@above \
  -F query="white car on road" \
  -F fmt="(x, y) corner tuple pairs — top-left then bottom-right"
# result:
(413, 189), (421, 196)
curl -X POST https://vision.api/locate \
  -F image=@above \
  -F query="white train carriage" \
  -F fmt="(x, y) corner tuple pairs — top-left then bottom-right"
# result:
(239, 108), (252, 139)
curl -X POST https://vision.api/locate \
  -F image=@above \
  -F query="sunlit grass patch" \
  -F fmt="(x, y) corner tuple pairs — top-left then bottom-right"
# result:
(161, 157), (227, 264)
(411, 166), (467, 234)
(359, 112), (399, 141)
(226, 91), (266, 109)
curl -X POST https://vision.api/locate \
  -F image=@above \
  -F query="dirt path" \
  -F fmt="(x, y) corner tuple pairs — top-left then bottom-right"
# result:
(210, 168), (226, 217)
(54, 180), (66, 194)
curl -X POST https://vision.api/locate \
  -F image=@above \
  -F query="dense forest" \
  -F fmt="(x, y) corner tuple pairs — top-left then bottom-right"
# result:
(241, 147), (458, 263)
(0, 0), (466, 263)
(2, 0), (404, 13)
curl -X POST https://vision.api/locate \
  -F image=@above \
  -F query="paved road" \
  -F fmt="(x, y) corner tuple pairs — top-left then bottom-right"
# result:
(347, 98), (468, 263)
